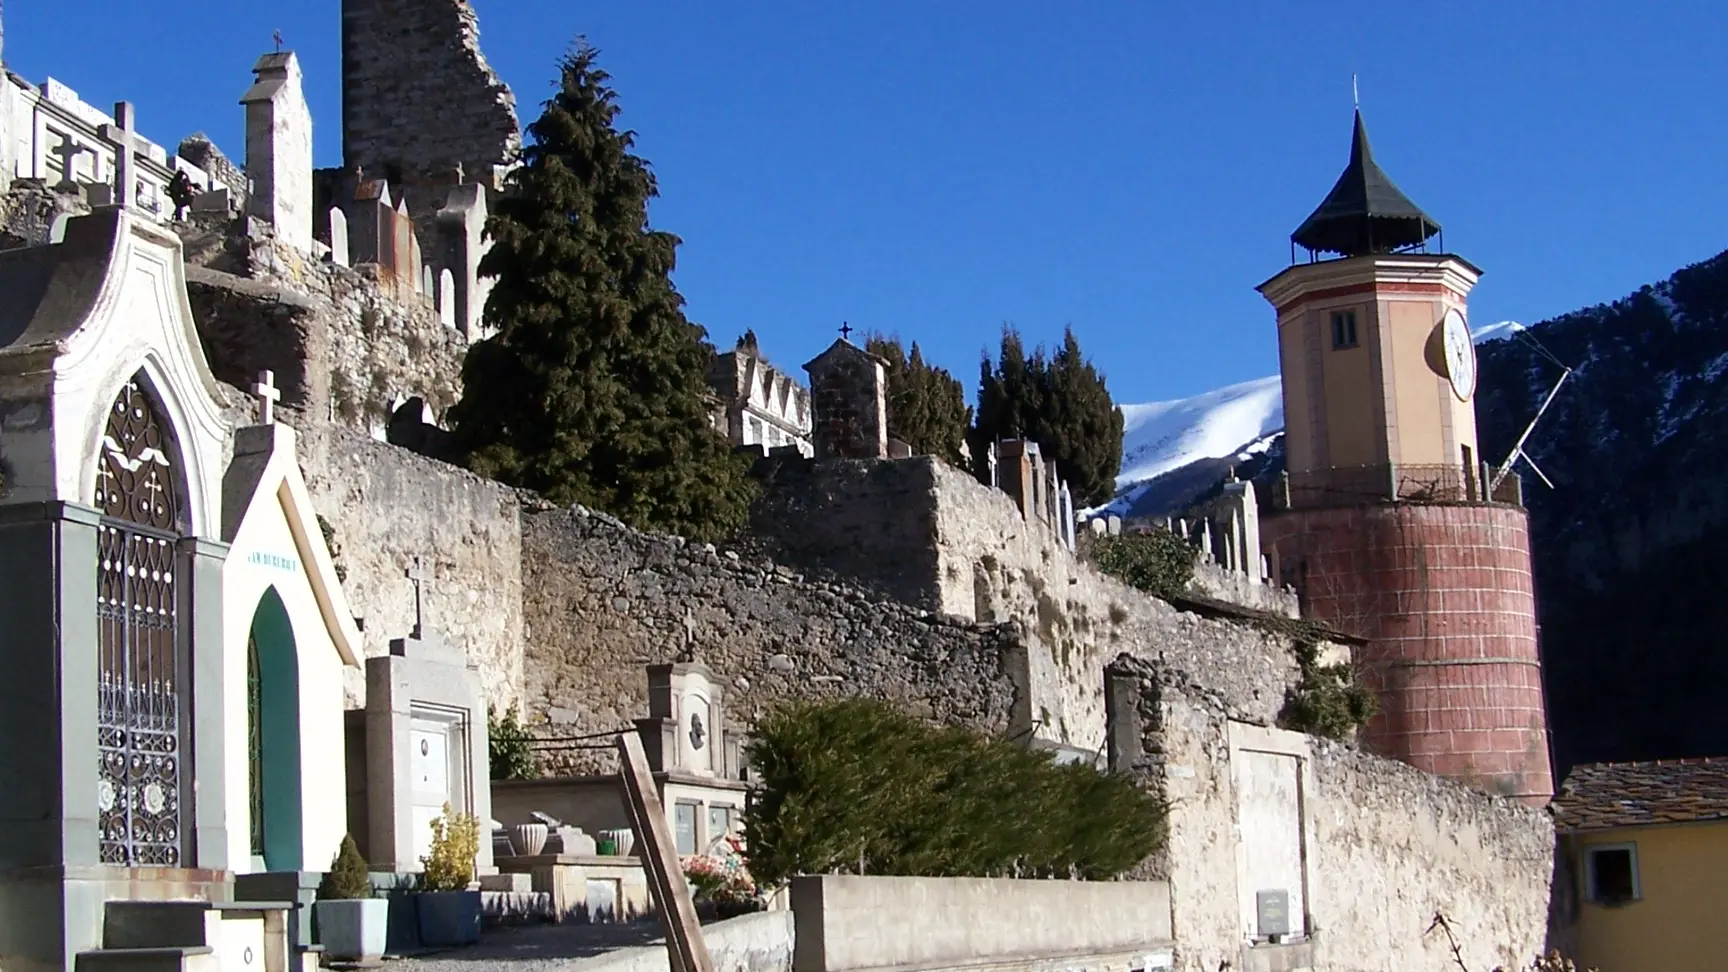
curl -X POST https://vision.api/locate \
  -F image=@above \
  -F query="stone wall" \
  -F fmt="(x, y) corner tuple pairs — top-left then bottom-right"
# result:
(339, 0), (520, 216)
(182, 228), (468, 439)
(291, 418), (525, 708)
(519, 505), (1021, 775)
(1107, 657), (1555, 972)
(747, 456), (1311, 752)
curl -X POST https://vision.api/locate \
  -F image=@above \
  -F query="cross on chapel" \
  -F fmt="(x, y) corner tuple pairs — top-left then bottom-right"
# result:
(406, 557), (431, 640)
(97, 102), (149, 211)
(839, 322), (853, 341)
(251, 370), (281, 425)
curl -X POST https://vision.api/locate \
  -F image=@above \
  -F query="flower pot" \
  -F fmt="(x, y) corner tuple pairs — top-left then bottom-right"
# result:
(599, 828), (635, 856)
(416, 889), (483, 947)
(511, 823), (549, 857)
(315, 898), (390, 962)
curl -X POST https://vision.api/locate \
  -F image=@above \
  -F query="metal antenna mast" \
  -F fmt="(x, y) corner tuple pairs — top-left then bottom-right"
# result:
(1489, 365), (1572, 494)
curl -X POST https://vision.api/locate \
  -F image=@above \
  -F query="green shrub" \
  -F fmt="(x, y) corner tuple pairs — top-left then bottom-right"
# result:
(1091, 530), (1197, 601)
(741, 699), (1166, 888)
(317, 834), (373, 900)
(488, 704), (539, 781)
(1256, 617), (1377, 740)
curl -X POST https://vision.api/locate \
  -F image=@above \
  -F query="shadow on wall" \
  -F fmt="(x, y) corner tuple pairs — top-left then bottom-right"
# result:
(387, 396), (456, 462)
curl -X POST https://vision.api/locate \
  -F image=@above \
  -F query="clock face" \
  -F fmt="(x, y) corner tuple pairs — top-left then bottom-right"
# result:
(1441, 308), (1476, 401)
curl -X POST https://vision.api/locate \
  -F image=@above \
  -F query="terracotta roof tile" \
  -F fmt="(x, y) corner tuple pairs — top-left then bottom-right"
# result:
(1553, 759), (1728, 832)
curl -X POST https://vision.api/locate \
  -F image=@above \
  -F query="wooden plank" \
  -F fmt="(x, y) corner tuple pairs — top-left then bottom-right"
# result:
(617, 732), (715, 972)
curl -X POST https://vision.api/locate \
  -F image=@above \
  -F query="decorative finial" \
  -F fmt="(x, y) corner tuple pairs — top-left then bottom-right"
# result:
(273, 29), (285, 53)
(839, 321), (853, 341)
(1352, 73), (1359, 110)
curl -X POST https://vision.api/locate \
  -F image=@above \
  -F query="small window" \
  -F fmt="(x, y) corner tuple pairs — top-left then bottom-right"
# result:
(674, 803), (698, 855)
(1330, 310), (1359, 349)
(1585, 843), (1640, 905)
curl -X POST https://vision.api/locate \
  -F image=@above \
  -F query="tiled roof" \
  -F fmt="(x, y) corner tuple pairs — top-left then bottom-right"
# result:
(1553, 759), (1728, 832)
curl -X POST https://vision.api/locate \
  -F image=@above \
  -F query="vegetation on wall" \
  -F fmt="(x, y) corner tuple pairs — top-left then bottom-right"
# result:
(488, 704), (540, 781)
(448, 39), (757, 542)
(741, 699), (1166, 889)
(1091, 530), (1198, 601)
(864, 334), (973, 466)
(974, 326), (1125, 507)
(1253, 616), (1376, 741)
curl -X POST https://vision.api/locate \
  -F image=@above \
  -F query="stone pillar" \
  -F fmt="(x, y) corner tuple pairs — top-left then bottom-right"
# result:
(183, 536), (232, 870)
(996, 440), (1036, 521)
(437, 184), (490, 338)
(802, 339), (889, 460)
(241, 51), (314, 252)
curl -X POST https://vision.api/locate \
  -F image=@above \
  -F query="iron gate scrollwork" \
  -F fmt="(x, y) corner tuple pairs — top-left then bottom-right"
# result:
(93, 376), (189, 867)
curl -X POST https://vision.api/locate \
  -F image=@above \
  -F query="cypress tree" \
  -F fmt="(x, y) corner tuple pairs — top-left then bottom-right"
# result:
(449, 41), (756, 541)
(865, 334), (973, 466)
(974, 325), (1124, 507)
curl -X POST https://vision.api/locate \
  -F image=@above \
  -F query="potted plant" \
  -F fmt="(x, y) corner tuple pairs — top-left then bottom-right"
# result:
(314, 835), (388, 962)
(681, 836), (762, 921)
(415, 803), (483, 947)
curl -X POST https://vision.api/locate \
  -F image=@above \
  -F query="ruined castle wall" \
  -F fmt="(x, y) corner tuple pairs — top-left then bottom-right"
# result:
(1110, 661), (1554, 972)
(520, 505), (1021, 776)
(291, 419), (525, 709)
(185, 232), (467, 437)
(747, 457), (1307, 753)
(340, 0), (520, 214)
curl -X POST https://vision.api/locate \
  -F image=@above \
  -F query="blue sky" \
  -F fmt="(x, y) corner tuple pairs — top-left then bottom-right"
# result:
(10, 2), (1727, 405)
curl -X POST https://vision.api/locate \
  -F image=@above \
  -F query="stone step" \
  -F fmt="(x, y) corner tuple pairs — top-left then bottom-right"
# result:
(74, 946), (217, 972)
(103, 901), (292, 949)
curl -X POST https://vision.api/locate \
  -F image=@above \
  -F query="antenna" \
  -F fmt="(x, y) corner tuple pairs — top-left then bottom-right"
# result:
(1488, 365), (1573, 494)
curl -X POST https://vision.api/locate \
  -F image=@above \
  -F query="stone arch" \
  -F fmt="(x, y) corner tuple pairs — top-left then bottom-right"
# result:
(248, 586), (304, 871)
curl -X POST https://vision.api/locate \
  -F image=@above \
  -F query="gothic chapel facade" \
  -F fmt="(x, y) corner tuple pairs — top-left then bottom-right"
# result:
(0, 208), (360, 970)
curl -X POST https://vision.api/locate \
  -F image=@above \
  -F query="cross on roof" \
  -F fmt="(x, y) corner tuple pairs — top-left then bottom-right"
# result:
(839, 322), (853, 341)
(97, 102), (148, 211)
(273, 29), (284, 53)
(406, 557), (431, 640)
(251, 370), (281, 425)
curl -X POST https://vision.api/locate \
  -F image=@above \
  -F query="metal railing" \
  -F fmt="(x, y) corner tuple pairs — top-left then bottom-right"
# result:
(1269, 462), (1523, 511)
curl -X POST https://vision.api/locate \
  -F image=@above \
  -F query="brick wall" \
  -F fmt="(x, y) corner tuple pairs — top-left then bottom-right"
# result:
(1260, 502), (1554, 803)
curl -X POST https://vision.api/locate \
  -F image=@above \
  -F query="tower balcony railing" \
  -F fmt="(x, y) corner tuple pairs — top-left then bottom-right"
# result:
(1270, 462), (1523, 512)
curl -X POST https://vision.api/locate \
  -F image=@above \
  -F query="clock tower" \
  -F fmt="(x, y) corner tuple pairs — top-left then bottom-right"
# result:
(1256, 110), (1554, 805)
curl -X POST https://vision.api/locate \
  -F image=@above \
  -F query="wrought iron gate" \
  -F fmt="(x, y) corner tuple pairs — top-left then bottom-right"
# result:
(93, 377), (188, 867)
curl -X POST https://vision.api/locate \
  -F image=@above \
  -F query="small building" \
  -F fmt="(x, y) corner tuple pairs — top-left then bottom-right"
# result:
(1553, 759), (1728, 972)
(708, 341), (813, 456)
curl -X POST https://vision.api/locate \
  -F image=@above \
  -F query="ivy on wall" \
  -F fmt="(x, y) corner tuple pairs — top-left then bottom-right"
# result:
(1090, 530), (1198, 601)
(1252, 616), (1377, 741)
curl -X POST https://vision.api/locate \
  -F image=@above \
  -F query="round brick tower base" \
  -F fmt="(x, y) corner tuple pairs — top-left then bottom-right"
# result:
(1261, 502), (1554, 804)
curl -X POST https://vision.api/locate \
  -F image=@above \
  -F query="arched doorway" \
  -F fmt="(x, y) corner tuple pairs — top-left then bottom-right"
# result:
(247, 587), (303, 872)
(93, 373), (191, 867)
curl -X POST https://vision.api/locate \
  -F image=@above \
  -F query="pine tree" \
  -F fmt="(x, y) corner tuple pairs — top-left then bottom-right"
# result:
(974, 325), (1124, 507)
(865, 334), (972, 466)
(448, 41), (756, 541)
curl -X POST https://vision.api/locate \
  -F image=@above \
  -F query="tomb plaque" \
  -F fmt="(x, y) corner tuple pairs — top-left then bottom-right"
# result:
(1255, 889), (1290, 939)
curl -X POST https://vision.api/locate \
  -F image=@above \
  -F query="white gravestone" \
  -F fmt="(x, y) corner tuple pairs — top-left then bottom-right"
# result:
(328, 206), (350, 267)
(240, 51), (313, 252)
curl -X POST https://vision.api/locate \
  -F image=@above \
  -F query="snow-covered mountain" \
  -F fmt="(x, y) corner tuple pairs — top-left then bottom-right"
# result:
(1092, 321), (1527, 520)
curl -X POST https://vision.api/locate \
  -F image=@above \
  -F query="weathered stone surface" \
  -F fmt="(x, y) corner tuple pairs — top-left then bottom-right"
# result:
(746, 455), (1309, 749)
(340, 0), (520, 217)
(292, 419), (525, 709)
(519, 506), (1021, 775)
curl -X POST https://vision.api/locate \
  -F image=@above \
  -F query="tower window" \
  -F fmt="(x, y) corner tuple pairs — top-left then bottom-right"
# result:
(1330, 311), (1359, 350)
(1584, 843), (1640, 905)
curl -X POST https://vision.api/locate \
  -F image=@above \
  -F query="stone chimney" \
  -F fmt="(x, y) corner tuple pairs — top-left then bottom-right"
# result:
(803, 338), (889, 460)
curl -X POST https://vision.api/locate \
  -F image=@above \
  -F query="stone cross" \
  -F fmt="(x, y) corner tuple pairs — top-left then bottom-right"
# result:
(98, 102), (147, 210)
(251, 370), (281, 425)
(406, 557), (431, 640)
(838, 321), (853, 341)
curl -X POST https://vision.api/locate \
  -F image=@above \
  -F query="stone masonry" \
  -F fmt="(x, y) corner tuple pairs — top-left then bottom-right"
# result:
(803, 338), (889, 460)
(520, 504), (1021, 775)
(339, 0), (521, 218)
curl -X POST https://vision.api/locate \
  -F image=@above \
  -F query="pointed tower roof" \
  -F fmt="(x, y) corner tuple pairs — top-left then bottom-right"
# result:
(1290, 109), (1441, 259)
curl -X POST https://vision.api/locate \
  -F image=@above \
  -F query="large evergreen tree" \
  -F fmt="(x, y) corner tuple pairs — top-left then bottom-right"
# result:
(865, 334), (972, 466)
(449, 41), (755, 541)
(974, 325), (1124, 507)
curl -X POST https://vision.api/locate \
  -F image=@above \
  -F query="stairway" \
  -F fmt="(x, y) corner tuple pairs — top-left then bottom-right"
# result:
(75, 900), (296, 972)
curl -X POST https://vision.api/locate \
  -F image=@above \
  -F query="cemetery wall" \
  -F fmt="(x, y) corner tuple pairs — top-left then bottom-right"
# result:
(746, 455), (1307, 754)
(519, 505), (1022, 776)
(1108, 658), (1554, 972)
(182, 229), (468, 439)
(290, 419), (525, 709)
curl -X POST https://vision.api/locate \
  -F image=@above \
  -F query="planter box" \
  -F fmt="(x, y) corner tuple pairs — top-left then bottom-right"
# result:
(315, 898), (390, 962)
(416, 890), (483, 947)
